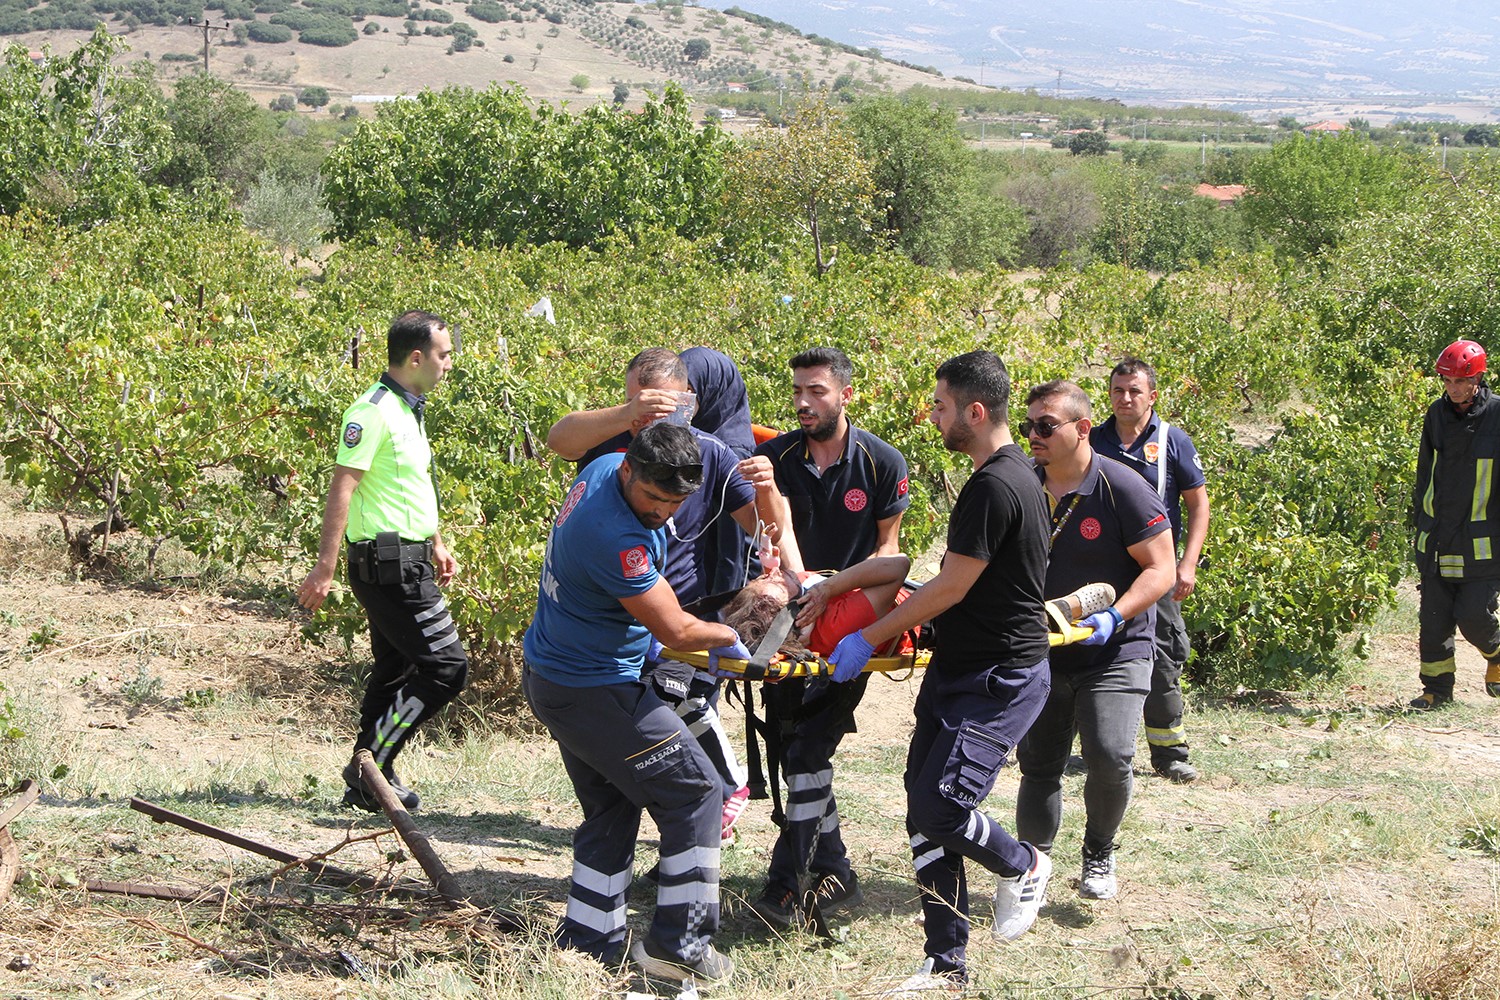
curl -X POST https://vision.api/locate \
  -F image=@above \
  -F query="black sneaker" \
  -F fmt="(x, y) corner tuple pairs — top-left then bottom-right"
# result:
(749, 886), (799, 929)
(629, 937), (733, 982)
(341, 760), (420, 812)
(813, 871), (864, 911)
(1408, 691), (1454, 711)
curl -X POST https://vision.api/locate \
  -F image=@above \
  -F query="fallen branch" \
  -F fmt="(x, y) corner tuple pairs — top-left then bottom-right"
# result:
(353, 750), (527, 933)
(129, 797), (427, 898)
(0, 779), (40, 830)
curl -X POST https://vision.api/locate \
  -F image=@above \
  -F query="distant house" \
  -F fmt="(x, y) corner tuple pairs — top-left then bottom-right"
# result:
(1192, 183), (1246, 207)
(1303, 120), (1347, 134)
(724, 82), (748, 93)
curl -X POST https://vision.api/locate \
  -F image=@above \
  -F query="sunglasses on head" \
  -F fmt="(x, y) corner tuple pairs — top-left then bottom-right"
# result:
(634, 459), (704, 482)
(1019, 417), (1082, 439)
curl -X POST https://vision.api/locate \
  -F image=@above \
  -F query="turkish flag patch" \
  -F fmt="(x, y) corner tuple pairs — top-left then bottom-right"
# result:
(619, 545), (650, 579)
(897, 476), (909, 497)
(1145, 514), (1167, 529)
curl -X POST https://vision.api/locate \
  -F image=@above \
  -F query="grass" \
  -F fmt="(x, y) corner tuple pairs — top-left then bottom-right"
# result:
(3, 501), (1500, 997)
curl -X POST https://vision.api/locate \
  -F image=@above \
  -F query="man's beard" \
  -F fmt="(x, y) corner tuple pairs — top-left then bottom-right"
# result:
(942, 421), (974, 454)
(803, 409), (841, 442)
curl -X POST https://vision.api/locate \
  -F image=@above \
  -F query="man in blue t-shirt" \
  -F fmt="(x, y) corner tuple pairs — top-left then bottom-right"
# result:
(1090, 358), (1210, 784)
(546, 348), (763, 830)
(523, 424), (749, 983)
(1018, 380), (1175, 905)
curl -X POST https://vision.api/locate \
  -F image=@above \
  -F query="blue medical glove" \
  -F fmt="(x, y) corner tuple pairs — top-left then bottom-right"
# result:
(1078, 606), (1124, 647)
(707, 634), (752, 678)
(646, 636), (664, 664)
(828, 630), (876, 682)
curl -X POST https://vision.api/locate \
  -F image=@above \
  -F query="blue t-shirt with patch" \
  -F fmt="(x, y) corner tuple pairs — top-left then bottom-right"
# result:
(579, 427), (754, 606)
(524, 453), (666, 687)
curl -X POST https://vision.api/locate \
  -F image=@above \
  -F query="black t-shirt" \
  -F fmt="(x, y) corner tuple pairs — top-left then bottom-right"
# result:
(755, 422), (910, 572)
(931, 445), (1051, 674)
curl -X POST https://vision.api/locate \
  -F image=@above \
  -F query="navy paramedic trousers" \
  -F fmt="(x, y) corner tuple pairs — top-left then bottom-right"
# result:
(904, 659), (1049, 978)
(523, 665), (721, 966)
(763, 673), (869, 897)
(1144, 593), (1191, 769)
(348, 558), (468, 771)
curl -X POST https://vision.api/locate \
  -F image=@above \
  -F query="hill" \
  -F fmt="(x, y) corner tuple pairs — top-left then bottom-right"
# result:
(2, 0), (977, 113)
(699, 0), (1500, 124)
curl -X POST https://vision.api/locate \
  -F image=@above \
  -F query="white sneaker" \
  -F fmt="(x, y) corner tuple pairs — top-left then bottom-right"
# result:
(993, 845), (1051, 940)
(880, 957), (963, 997)
(1079, 844), (1117, 900)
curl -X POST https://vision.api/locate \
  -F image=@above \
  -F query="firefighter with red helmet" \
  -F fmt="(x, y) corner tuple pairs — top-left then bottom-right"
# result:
(1412, 339), (1500, 708)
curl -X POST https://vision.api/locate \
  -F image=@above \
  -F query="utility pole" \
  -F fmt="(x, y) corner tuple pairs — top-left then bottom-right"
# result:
(1201, 133), (1207, 167)
(182, 18), (230, 74)
(1055, 69), (1061, 100)
(979, 57), (985, 87)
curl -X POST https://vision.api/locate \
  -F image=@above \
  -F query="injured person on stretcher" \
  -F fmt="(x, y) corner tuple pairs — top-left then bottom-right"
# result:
(719, 551), (915, 662)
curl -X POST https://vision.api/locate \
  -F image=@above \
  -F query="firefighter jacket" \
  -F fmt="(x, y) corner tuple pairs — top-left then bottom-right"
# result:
(1414, 385), (1500, 580)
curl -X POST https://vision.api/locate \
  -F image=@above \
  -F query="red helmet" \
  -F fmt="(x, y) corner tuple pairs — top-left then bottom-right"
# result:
(1437, 340), (1487, 378)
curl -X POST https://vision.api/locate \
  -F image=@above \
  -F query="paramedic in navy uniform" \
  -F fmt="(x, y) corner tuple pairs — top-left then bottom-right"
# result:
(739, 345), (910, 927)
(522, 423), (748, 984)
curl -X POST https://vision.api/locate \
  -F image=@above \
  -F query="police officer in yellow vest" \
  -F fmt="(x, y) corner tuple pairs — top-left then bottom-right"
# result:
(297, 311), (469, 808)
(1412, 339), (1500, 710)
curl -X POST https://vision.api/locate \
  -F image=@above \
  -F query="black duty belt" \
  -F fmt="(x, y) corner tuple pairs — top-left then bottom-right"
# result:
(349, 538), (432, 560)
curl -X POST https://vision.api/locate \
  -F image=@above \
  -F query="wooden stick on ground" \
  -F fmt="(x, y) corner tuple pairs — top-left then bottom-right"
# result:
(129, 796), (426, 897)
(352, 750), (467, 904)
(0, 779), (40, 831)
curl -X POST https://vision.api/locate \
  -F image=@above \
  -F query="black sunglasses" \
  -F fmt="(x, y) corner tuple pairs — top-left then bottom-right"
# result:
(1019, 417), (1082, 439)
(635, 459), (704, 482)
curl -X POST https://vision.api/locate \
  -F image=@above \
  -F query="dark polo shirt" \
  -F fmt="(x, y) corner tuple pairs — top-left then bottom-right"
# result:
(1041, 454), (1170, 673)
(755, 422), (910, 573)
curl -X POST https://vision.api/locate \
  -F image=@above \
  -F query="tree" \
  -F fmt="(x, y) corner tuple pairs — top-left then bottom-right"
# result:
(0, 28), (174, 223)
(1068, 129), (1108, 156)
(612, 82), (629, 105)
(154, 74), (271, 196)
(845, 95), (1022, 269)
(321, 82), (728, 248)
(1465, 124), (1498, 147)
(570, 73), (589, 92)
(1241, 133), (1435, 257)
(683, 37), (709, 62)
(269, 94), (296, 112)
(298, 86), (330, 108)
(722, 95), (876, 276)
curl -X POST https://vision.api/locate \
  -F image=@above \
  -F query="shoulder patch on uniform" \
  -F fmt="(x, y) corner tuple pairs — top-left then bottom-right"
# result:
(1143, 441), (1161, 463)
(619, 545), (651, 579)
(343, 422), (363, 448)
(897, 476), (909, 497)
(1145, 514), (1167, 529)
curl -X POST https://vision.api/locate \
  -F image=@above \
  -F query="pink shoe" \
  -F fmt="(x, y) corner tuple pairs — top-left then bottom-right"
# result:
(721, 786), (751, 842)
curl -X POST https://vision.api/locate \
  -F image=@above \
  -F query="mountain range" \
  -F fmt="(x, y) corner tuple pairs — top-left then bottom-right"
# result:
(701, 1), (1500, 112)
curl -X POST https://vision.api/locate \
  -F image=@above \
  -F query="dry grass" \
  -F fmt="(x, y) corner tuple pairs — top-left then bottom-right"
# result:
(4, 484), (1500, 997)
